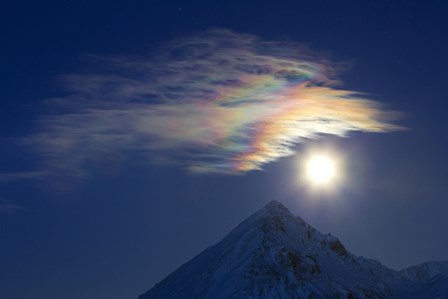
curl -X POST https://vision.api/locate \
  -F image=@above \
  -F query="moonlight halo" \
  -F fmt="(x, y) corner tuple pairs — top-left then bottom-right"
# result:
(299, 147), (345, 194)
(306, 155), (336, 185)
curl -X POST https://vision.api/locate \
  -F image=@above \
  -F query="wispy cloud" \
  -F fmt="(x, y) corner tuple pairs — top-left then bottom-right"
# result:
(25, 29), (401, 177)
(0, 171), (48, 183)
(0, 200), (21, 215)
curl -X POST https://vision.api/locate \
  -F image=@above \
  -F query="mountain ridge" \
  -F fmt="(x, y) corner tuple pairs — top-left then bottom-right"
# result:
(139, 200), (448, 299)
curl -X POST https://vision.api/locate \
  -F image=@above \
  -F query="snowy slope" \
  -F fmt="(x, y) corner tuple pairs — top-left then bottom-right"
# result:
(395, 261), (448, 299)
(139, 201), (448, 299)
(399, 261), (448, 282)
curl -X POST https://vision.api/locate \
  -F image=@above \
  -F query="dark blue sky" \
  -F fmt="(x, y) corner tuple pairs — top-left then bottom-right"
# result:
(1, 1), (448, 299)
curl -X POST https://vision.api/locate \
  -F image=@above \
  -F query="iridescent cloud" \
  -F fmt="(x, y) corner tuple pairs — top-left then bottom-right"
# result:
(28, 29), (401, 176)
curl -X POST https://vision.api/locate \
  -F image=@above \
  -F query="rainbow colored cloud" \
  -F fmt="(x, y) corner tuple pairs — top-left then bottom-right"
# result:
(29, 29), (401, 177)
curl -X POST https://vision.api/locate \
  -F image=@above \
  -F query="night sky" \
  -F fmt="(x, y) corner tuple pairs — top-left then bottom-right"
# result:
(1, 1), (448, 299)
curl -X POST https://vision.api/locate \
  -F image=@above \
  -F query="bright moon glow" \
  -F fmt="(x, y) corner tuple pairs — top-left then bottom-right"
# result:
(306, 155), (336, 185)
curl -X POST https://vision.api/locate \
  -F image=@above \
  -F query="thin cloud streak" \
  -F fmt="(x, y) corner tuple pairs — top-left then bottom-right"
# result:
(0, 200), (21, 215)
(26, 29), (401, 177)
(0, 171), (48, 182)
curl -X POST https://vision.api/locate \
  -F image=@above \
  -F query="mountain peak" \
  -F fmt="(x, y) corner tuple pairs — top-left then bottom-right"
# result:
(260, 200), (290, 215)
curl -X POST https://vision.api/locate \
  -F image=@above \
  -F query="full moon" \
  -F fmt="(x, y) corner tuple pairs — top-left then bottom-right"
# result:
(305, 155), (336, 185)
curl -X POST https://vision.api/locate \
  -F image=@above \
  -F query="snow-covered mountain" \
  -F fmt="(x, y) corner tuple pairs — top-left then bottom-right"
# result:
(139, 201), (448, 299)
(399, 261), (448, 282)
